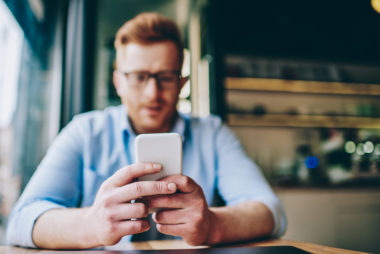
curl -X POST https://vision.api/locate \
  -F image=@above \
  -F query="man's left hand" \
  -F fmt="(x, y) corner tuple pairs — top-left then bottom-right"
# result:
(146, 175), (213, 246)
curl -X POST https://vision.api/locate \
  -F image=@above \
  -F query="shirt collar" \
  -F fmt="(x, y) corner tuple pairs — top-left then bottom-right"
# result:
(119, 105), (135, 137)
(172, 114), (186, 141)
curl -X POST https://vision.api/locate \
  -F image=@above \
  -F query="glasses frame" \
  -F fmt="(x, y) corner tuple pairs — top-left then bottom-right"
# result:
(118, 70), (182, 91)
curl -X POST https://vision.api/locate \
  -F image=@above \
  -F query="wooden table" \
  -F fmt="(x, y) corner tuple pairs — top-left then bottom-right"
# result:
(0, 239), (366, 254)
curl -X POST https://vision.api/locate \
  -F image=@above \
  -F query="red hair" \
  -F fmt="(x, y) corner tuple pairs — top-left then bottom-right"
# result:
(114, 12), (184, 67)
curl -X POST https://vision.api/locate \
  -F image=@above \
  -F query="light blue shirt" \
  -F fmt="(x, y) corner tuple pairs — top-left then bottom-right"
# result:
(6, 105), (286, 247)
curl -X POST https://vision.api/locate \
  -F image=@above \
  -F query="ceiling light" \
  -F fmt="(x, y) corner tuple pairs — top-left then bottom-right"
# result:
(371, 0), (380, 14)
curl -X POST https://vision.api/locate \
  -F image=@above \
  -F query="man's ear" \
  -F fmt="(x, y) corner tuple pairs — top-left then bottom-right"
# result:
(179, 76), (189, 90)
(113, 71), (123, 96)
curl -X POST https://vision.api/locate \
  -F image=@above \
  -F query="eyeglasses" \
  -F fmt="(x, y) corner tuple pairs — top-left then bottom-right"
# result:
(119, 70), (182, 90)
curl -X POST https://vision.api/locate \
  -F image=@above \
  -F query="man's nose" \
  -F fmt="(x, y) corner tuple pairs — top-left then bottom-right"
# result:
(143, 76), (160, 98)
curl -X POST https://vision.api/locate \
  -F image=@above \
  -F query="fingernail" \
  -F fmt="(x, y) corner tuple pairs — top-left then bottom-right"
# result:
(153, 163), (161, 169)
(168, 183), (176, 191)
(143, 221), (150, 230)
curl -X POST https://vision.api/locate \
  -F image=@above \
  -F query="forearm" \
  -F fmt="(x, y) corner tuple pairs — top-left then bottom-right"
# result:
(206, 201), (274, 245)
(32, 207), (97, 249)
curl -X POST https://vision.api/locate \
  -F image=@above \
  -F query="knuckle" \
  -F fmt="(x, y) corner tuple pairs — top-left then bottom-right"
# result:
(101, 194), (113, 208)
(134, 182), (144, 194)
(98, 222), (121, 245)
(195, 199), (205, 210)
(190, 193), (204, 207)
(124, 165), (132, 179)
(104, 222), (117, 235)
(168, 194), (177, 204)
(136, 203), (148, 217)
(154, 182), (164, 193)
(98, 182), (108, 193)
(182, 176), (192, 187)
(192, 212), (203, 224)
(103, 209), (115, 221)
(132, 221), (145, 233)
(161, 195), (172, 205)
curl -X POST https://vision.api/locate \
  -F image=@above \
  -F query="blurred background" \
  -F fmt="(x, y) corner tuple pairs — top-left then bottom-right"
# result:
(1, 0), (380, 252)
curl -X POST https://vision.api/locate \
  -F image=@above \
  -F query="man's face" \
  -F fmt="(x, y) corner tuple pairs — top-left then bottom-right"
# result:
(114, 41), (186, 134)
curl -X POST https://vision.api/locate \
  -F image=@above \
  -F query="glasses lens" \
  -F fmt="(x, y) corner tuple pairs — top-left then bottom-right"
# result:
(157, 72), (179, 89)
(127, 72), (148, 86)
(124, 71), (180, 90)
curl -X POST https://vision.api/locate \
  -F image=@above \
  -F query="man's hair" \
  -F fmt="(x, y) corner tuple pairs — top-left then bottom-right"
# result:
(114, 12), (184, 67)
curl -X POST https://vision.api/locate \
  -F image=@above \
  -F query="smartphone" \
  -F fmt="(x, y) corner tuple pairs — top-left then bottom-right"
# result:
(135, 133), (182, 181)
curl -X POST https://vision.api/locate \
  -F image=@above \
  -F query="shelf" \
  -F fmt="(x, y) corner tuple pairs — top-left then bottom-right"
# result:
(225, 77), (380, 96)
(227, 113), (380, 129)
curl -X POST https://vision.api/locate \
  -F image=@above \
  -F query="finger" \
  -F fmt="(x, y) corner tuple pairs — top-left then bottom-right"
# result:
(159, 175), (198, 193)
(107, 163), (162, 187)
(152, 208), (187, 225)
(113, 181), (177, 203)
(145, 193), (189, 209)
(109, 202), (149, 221)
(117, 219), (150, 236)
(156, 223), (187, 238)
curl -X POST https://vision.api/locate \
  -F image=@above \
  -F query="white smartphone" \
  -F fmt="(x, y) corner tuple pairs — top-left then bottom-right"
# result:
(135, 133), (182, 181)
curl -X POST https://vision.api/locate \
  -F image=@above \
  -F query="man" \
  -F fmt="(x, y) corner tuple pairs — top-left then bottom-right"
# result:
(7, 12), (286, 249)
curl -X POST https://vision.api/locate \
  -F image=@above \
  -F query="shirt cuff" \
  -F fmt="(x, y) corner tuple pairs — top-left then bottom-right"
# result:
(253, 197), (287, 238)
(7, 200), (65, 248)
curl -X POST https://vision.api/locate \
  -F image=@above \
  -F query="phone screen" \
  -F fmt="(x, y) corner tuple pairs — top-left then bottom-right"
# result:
(135, 133), (182, 181)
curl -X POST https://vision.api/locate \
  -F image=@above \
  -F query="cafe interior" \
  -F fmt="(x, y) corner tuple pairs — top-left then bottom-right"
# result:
(0, 0), (380, 252)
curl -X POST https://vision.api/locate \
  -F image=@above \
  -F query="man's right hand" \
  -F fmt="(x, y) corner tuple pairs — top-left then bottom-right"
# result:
(32, 163), (177, 249)
(86, 163), (177, 246)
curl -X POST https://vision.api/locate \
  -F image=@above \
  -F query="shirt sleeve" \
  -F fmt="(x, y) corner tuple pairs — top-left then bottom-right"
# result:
(215, 122), (287, 237)
(6, 117), (85, 247)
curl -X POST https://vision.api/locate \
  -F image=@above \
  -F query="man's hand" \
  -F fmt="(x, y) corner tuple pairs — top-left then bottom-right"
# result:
(146, 175), (213, 246)
(146, 176), (275, 246)
(86, 163), (178, 246)
(32, 163), (177, 249)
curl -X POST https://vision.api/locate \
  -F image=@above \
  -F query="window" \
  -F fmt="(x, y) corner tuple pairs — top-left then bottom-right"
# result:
(0, 0), (64, 243)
